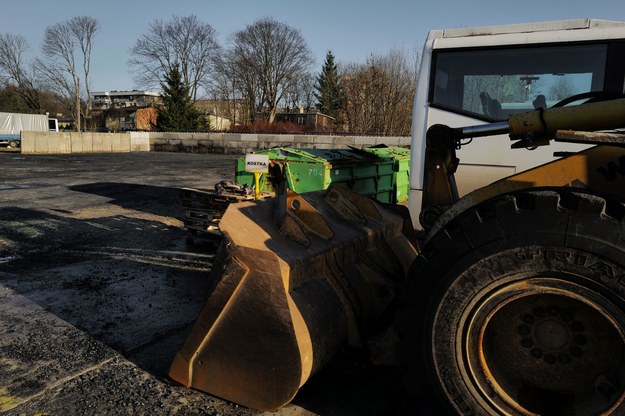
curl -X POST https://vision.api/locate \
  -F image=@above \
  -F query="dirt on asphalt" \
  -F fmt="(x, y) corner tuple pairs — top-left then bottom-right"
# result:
(0, 151), (427, 416)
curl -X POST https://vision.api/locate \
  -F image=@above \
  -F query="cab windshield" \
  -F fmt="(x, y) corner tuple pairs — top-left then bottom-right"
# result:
(430, 44), (609, 121)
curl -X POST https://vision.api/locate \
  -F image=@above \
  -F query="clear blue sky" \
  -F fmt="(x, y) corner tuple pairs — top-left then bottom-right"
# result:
(4, 0), (625, 93)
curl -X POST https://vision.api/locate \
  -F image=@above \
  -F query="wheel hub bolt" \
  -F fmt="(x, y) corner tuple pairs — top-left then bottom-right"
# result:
(517, 305), (585, 364)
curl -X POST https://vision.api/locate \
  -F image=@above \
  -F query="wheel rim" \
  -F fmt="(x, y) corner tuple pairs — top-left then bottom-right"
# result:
(464, 278), (625, 415)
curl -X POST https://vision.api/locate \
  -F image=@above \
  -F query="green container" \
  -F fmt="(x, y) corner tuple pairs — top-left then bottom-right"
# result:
(235, 146), (410, 204)
(359, 146), (411, 203)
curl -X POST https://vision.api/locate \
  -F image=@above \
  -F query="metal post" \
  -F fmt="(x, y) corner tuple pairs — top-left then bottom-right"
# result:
(254, 172), (261, 200)
(76, 77), (81, 133)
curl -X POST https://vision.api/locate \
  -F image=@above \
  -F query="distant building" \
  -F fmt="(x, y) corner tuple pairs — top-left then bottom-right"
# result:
(57, 116), (75, 131)
(90, 90), (160, 110)
(135, 107), (157, 131)
(275, 108), (335, 132)
(90, 90), (160, 132)
(194, 99), (249, 130)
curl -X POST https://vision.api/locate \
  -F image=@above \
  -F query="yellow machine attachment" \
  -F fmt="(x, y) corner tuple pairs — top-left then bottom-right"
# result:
(169, 184), (417, 411)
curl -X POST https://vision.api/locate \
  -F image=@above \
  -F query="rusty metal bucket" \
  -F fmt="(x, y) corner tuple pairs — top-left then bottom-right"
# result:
(168, 184), (417, 411)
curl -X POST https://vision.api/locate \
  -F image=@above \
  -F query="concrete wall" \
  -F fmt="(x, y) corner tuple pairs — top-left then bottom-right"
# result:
(20, 131), (141, 154)
(20, 131), (410, 154)
(147, 132), (411, 154)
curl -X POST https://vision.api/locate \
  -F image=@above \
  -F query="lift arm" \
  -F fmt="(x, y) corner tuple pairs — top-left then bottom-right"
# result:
(420, 98), (625, 230)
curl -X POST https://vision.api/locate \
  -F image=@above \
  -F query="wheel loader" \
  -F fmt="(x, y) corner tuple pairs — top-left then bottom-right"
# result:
(169, 19), (625, 415)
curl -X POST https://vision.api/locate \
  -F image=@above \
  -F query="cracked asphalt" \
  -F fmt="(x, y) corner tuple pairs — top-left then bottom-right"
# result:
(0, 151), (423, 416)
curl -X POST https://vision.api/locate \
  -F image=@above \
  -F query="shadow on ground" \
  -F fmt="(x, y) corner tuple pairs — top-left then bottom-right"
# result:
(69, 182), (183, 218)
(0, 197), (214, 380)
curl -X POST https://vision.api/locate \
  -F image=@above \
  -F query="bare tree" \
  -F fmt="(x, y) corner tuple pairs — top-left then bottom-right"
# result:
(0, 33), (43, 112)
(228, 17), (314, 123)
(208, 52), (255, 126)
(71, 16), (98, 121)
(39, 21), (79, 128)
(341, 48), (416, 136)
(38, 16), (99, 131)
(283, 72), (316, 111)
(129, 15), (219, 100)
(549, 77), (576, 101)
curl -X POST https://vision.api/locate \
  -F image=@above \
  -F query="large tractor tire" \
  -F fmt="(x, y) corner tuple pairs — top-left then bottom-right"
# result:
(413, 188), (625, 415)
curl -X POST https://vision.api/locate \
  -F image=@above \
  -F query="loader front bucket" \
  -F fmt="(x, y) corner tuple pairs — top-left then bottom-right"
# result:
(169, 184), (417, 411)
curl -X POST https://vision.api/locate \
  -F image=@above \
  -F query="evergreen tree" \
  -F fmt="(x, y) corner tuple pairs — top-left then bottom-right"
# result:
(314, 51), (344, 129)
(155, 64), (206, 131)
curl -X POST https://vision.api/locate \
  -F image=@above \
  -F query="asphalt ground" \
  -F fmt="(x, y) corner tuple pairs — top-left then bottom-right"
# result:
(0, 151), (428, 416)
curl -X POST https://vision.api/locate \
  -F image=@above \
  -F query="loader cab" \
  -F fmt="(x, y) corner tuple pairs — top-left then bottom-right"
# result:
(408, 19), (625, 228)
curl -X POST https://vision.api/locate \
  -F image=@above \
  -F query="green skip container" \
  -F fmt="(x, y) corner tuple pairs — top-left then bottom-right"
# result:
(235, 146), (410, 204)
